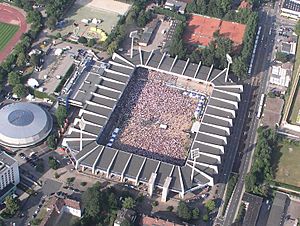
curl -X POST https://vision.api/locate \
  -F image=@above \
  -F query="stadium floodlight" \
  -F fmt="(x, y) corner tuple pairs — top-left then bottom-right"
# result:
(129, 30), (138, 58)
(225, 54), (232, 82)
(191, 148), (200, 181)
(79, 117), (86, 151)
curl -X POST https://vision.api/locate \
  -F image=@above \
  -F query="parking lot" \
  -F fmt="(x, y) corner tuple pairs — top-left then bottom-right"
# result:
(31, 42), (89, 95)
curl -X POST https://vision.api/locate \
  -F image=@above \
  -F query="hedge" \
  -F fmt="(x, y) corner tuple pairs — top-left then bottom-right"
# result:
(54, 63), (75, 93)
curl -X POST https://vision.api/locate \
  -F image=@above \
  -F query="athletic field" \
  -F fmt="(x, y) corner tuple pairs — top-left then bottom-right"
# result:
(0, 22), (19, 51)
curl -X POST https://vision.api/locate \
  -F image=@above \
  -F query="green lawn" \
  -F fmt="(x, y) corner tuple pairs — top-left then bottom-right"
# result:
(0, 22), (19, 51)
(273, 140), (300, 187)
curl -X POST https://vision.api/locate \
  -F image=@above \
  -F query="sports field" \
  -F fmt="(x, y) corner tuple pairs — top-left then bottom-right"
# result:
(273, 139), (300, 187)
(0, 22), (19, 51)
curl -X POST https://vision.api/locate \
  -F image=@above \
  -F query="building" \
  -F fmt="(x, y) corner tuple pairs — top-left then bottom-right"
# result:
(262, 97), (284, 128)
(0, 151), (20, 203)
(266, 192), (289, 226)
(270, 62), (293, 88)
(62, 49), (243, 202)
(114, 208), (136, 226)
(164, 0), (187, 14)
(184, 14), (246, 48)
(281, 0), (300, 19)
(140, 215), (185, 226)
(55, 197), (82, 217)
(138, 19), (159, 47)
(242, 193), (263, 226)
(281, 41), (297, 55)
(0, 102), (53, 148)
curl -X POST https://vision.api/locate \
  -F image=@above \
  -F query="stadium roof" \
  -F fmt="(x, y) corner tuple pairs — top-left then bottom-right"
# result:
(0, 102), (53, 148)
(62, 49), (243, 197)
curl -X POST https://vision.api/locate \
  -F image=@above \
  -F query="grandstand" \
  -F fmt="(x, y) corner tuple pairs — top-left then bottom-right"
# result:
(62, 49), (243, 201)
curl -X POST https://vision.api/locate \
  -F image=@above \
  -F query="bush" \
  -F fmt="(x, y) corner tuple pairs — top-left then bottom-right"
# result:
(54, 172), (59, 179)
(152, 200), (159, 207)
(48, 156), (59, 170)
(78, 36), (88, 44)
(47, 134), (57, 149)
(167, 205), (174, 212)
(202, 214), (209, 222)
(80, 181), (87, 186)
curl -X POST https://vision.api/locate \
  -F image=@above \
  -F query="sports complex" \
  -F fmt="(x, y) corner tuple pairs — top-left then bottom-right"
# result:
(0, 3), (27, 62)
(62, 49), (243, 201)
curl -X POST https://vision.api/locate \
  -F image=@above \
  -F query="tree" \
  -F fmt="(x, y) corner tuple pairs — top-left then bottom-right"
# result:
(177, 201), (191, 221)
(192, 207), (200, 219)
(82, 182), (102, 219)
(88, 38), (96, 47)
(48, 156), (59, 170)
(122, 197), (135, 209)
(78, 36), (88, 44)
(205, 200), (216, 212)
(66, 177), (75, 186)
(107, 41), (118, 56)
(47, 134), (57, 149)
(202, 213), (209, 222)
(30, 54), (40, 66)
(16, 52), (26, 67)
(295, 20), (300, 36)
(13, 84), (27, 97)
(120, 219), (132, 226)
(232, 56), (247, 79)
(276, 52), (289, 63)
(55, 105), (67, 127)
(54, 172), (59, 178)
(46, 16), (57, 30)
(4, 196), (19, 216)
(8, 72), (21, 86)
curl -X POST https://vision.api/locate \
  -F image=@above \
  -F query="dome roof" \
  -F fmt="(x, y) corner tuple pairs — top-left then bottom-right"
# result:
(0, 102), (53, 147)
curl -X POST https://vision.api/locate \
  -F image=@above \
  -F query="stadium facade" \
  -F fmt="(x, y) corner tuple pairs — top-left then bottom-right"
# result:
(0, 102), (53, 148)
(62, 49), (243, 201)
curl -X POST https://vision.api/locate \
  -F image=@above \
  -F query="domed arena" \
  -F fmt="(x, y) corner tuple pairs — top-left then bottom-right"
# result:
(0, 102), (53, 148)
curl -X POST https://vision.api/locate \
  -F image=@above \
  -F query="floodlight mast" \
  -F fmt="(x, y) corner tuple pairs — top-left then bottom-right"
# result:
(191, 149), (200, 181)
(79, 117), (86, 151)
(225, 53), (233, 82)
(130, 31), (138, 58)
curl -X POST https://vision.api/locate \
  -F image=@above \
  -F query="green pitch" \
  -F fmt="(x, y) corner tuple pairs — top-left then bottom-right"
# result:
(0, 22), (19, 51)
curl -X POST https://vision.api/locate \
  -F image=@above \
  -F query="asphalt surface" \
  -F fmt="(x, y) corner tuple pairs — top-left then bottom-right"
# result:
(215, 3), (280, 226)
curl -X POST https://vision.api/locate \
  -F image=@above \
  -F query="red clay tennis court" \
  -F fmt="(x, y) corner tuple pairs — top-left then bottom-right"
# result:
(0, 3), (27, 62)
(185, 14), (246, 47)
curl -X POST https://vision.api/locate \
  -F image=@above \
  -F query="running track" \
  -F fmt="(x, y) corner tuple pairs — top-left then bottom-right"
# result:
(0, 3), (27, 62)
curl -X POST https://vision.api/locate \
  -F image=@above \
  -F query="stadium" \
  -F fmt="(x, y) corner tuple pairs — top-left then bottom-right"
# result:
(62, 49), (243, 201)
(0, 102), (53, 148)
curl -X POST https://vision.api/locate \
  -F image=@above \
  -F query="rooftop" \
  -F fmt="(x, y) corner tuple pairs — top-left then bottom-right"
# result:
(266, 192), (289, 226)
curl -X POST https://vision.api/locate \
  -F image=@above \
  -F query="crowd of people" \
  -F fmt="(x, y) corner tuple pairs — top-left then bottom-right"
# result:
(113, 69), (198, 165)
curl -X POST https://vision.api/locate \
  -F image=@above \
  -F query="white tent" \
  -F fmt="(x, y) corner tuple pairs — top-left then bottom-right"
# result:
(54, 48), (63, 56)
(26, 94), (34, 101)
(27, 78), (39, 88)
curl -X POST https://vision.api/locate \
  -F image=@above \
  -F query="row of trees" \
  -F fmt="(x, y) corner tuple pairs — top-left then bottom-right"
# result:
(245, 128), (277, 196)
(186, 0), (232, 19)
(8, 72), (27, 97)
(177, 200), (215, 222)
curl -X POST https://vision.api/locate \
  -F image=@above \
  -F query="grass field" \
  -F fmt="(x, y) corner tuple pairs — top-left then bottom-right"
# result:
(273, 139), (300, 187)
(0, 22), (19, 51)
(287, 40), (300, 124)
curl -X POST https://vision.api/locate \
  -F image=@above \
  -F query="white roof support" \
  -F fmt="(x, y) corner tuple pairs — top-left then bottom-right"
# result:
(193, 140), (224, 153)
(210, 96), (238, 110)
(194, 61), (202, 78)
(214, 88), (241, 101)
(145, 49), (154, 66)
(139, 46), (143, 65)
(157, 52), (166, 69)
(198, 131), (227, 145)
(105, 68), (130, 78)
(186, 163), (214, 186)
(210, 68), (227, 83)
(170, 55), (178, 72)
(69, 127), (98, 137)
(95, 84), (122, 93)
(112, 52), (135, 67)
(79, 109), (108, 119)
(106, 151), (119, 178)
(91, 92), (117, 101)
(186, 160), (218, 174)
(76, 144), (99, 167)
(121, 154), (133, 181)
(206, 64), (214, 81)
(135, 157), (147, 185)
(178, 166), (185, 197)
(101, 76), (126, 85)
(92, 146), (104, 174)
(207, 105), (236, 118)
(205, 113), (233, 127)
(197, 151), (221, 163)
(201, 122), (230, 136)
(108, 60), (134, 69)
(86, 100), (112, 110)
(182, 58), (190, 75)
(214, 84), (244, 92)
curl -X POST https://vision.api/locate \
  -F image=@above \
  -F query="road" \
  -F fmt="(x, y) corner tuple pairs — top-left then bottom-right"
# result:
(215, 3), (280, 226)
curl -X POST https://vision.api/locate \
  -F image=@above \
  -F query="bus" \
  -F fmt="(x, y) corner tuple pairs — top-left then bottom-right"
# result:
(256, 94), (265, 119)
